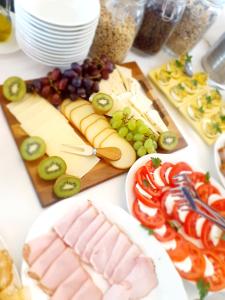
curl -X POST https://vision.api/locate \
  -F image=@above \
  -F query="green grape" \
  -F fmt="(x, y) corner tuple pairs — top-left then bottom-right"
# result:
(118, 126), (128, 138)
(111, 119), (123, 129)
(123, 107), (131, 116)
(126, 132), (133, 142)
(134, 133), (145, 141)
(153, 140), (158, 149)
(112, 111), (123, 121)
(138, 125), (149, 134)
(137, 146), (147, 157)
(144, 138), (154, 149)
(136, 119), (144, 127)
(133, 141), (143, 150)
(128, 119), (137, 131)
(147, 146), (157, 154)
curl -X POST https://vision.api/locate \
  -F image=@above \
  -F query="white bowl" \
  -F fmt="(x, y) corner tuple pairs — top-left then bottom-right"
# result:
(214, 133), (225, 189)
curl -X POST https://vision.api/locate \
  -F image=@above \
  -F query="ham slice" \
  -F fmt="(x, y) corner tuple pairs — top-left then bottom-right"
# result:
(123, 256), (158, 299)
(23, 231), (57, 266)
(39, 248), (80, 295)
(90, 225), (120, 274)
(64, 206), (98, 247)
(103, 284), (130, 300)
(51, 268), (89, 300)
(82, 221), (111, 263)
(28, 238), (66, 280)
(74, 213), (106, 255)
(54, 200), (90, 238)
(104, 233), (131, 280)
(71, 279), (102, 300)
(110, 244), (141, 284)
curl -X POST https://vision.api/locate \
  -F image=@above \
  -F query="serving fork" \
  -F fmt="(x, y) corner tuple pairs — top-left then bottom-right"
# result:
(170, 173), (225, 230)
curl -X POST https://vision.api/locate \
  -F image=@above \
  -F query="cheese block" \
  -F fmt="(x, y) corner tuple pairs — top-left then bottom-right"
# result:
(85, 119), (110, 144)
(101, 133), (136, 169)
(70, 105), (95, 130)
(60, 99), (71, 114)
(115, 65), (133, 90)
(146, 110), (168, 133)
(64, 100), (88, 120)
(7, 94), (42, 115)
(93, 128), (116, 148)
(80, 114), (104, 134)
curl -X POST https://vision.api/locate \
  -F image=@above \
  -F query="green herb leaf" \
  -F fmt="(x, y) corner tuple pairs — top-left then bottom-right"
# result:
(168, 221), (180, 232)
(205, 171), (210, 183)
(221, 115), (225, 122)
(141, 225), (155, 235)
(221, 232), (225, 241)
(192, 79), (198, 87)
(185, 53), (193, 63)
(213, 122), (222, 133)
(175, 60), (183, 68)
(151, 157), (162, 168)
(198, 106), (205, 113)
(206, 95), (212, 104)
(143, 179), (150, 188)
(197, 278), (210, 300)
(178, 83), (185, 90)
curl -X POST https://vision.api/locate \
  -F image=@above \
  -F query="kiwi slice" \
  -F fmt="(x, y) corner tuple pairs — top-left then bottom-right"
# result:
(92, 93), (113, 114)
(3, 76), (26, 102)
(20, 136), (46, 161)
(53, 175), (81, 199)
(38, 156), (66, 181)
(158, 131), (178, 151)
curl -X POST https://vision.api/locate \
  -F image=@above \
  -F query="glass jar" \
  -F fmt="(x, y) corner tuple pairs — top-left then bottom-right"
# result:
(134, 0), (186, 54)
(89, 0), (146, 63)
(166, 0), (225, 56)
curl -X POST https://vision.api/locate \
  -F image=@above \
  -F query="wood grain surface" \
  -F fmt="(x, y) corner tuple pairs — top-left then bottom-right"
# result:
(0, 62), (187, 207)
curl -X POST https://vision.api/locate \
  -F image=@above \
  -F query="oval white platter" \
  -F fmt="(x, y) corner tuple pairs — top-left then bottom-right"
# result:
(214, 133), (225, 189)
(21, 195), (188, 300)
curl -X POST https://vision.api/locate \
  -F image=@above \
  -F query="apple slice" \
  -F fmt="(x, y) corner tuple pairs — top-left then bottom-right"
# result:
(60, 99), (71, 114)
(80, 114), (104, 134)
(85, 119), (110, 144)
(101, 133), (136, 169)
(93, 128), (116, 148)
(64, 100), (88, 119)
(70, 105), (95, 130)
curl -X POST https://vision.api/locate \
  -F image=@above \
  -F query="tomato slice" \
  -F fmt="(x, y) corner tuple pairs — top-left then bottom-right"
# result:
(169, 162), (192, 186)
(134, 184), (160, 208)
(176, 243), (205, 281)
(133, 198), (165, 229)
(188, 171), (207, 185)
(154, 223), (177, 242)
(184, 211), (199, 238)
(172, 204), (190, 224)
(161, 190), (182, 217)
(145, 161), (165, 190)
(203, 250), (225, 291)
(160, 162), (173, 185)
(201, 221), (225, 253)
(166, 233), (189, 262)
(197, 183), (220, 203)
(211, 199), (225, 213)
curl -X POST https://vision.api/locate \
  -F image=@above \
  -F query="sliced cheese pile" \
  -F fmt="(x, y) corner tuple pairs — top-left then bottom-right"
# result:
(98, 65), (168, 134)
(7, 94), (99, 178)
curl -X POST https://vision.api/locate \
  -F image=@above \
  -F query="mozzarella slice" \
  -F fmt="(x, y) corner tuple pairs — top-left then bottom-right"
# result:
(195, 217), (206, 238)
(154, 225), (167, 236)
(162, 239), (177, 251)
(165, 194), (180, 215)
(208, 194), (222, 206)
(195, 182), (204, 189)
(138, 201), (158, 217)
(136, 184), (152, 199)
(164, 167), (172, 184)
(174, 256), (192, 273)
(210, 225), (223, 247)
(204, 255), (214, 277)
(177, 208), (189, 223)
(153, 167), (165, 187)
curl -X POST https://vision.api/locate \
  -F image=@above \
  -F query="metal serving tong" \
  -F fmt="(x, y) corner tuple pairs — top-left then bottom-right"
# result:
(171, 173), (225, 230)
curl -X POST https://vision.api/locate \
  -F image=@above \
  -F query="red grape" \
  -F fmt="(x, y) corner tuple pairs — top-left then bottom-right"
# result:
(92, 81), (99, 93)
(48, 68), (61, 81)
(50, 93), (62, 106)
(41, 77), (50, 86)
(41, 85), (52, 98)
(58, 78), (68, 91)
(72, 78), (82, 88)
(63, 69), (78, 78)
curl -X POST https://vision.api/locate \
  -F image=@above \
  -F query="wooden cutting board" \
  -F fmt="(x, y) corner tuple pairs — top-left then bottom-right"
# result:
(0, 62), (187, 207)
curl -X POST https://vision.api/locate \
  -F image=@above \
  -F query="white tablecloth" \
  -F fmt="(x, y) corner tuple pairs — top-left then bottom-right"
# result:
(0, 11), (225, 300)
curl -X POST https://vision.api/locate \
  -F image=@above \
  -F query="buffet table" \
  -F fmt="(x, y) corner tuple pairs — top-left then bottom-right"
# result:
(0, 11), (225, 299)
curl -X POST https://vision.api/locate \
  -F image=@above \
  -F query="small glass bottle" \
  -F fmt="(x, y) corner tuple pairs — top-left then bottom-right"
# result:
(166, 0), (225, 56)
(89, 0), (146, 63)
(134, 0), (186, 55)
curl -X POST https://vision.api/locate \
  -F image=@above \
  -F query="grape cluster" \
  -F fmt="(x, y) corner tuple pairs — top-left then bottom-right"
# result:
(110, 108), (158, 157)
(27, 55), (114, 106)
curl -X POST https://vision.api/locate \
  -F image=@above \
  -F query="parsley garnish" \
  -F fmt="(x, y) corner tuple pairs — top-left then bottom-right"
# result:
(192, 79), (198, 87)
(198, 106), (205, 113)
(178, 83), (185, 90)
(221, 115), (225, 122)
(213, 122), (222, 133)
(151, 157), (162, 168)
(205, 95), (212, 104)
(143, 179), (150, 188)
(197, 279), (210, 300)
(175, 60), (183, 68)
(141, 225), (154, 235)
(185, 53), (192, 63)
(168, 221), (180, 232)
(205, 171), (210, 183)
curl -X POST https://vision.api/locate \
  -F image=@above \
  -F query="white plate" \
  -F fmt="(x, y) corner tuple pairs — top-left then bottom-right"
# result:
(21, 196), (188, 300)
(214, 133), (225, 189)
(16, 0), (100, 26)
(0, 12), (20, 55)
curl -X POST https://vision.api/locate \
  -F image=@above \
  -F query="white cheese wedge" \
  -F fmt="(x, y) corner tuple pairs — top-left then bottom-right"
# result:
(210, 225), (223, 247)
(138, 201), (158, 217)
(153, 167), (165, 187)
(204, 255), (214, 277)
(165, 194), (180, 215)
(195, 217), (206, 238)
(174, 257), (192, 273)
(165, 167), (172, 184)
(136, 183), (152, 199)
(208, 194), (222, 206)
(154, 225), (167, 236)
(162, 239), (177, 251)
(145, 110), (168, 133)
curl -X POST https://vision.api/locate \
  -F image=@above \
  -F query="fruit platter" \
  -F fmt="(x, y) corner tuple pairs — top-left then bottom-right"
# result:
(0, 57), (187, 207)
(148, 55), (225, 145)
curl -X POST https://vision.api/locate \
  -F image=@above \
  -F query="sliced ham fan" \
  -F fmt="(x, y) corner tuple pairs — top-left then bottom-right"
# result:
(103, 284), (131, 300)
(39, 248), (80, 295)
(28, 238), (66, 280)
(71, 279), (102, 300)
(23, 231), (57, 266)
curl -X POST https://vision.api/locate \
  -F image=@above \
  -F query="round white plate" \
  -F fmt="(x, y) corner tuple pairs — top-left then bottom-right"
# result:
(16, 0), (100, 26)
(0, 12), (20, 55)
(21, 195), (188, 300)
(214, 133), (225, 189)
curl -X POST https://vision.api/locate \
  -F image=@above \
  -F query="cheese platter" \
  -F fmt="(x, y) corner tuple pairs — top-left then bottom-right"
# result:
(0, 59), (187, 207)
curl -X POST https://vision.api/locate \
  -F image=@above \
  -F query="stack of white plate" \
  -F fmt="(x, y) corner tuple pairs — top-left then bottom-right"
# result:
(15, 0), (100, 67)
